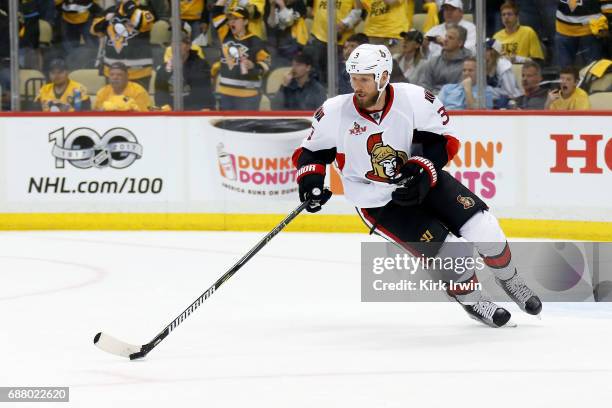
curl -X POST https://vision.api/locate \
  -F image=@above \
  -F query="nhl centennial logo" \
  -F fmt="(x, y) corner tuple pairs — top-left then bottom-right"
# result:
(49, 127), (143, 169)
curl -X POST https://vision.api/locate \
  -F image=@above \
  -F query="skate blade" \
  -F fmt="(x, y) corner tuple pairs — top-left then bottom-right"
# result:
(501, 319), (518, 328)
(522, 308), (542, 320)
(468, 315), (517, 328)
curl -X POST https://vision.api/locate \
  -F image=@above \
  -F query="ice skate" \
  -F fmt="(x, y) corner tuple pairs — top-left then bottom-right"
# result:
(462, 297), (515, 328)
(495, 269), (542, 316)
(448, 291), (515, 328)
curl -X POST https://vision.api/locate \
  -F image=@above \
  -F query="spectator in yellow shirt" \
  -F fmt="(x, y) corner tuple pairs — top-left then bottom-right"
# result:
(180, 0), (209, 41)
(305, 0), (359, 83)
(546, 66), (591, 110)
(493, 1), (544, 63)
(94, 62), (153, 111)
(354, 0), (411, 47)
(36, 58), (91, 112)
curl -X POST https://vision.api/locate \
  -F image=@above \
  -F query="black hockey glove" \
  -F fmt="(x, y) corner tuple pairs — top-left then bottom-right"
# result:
(391, 156), (438, 207)
(297, 163), (332, 213)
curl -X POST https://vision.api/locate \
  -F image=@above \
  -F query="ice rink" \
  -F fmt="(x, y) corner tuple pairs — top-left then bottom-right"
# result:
(1, 230), (611, 407)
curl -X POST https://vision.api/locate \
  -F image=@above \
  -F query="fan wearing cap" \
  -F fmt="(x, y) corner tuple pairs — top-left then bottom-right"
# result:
(485, 38), (522, 107)
(492, 1), (544, 63)
(36, 59), (91, 112)
(223, 0), (267, 39)
(424, 0), (475, 57)
(395, 30), (428, 84)
(292, 43), (542, 328)
(211, 0), (271, 110)
(94, 61), (153, 111)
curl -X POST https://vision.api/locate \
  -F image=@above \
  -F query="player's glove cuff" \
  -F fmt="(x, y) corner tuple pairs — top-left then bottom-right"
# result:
(404, 156), (437, 187)
(296, 163), (326, 183)
(296, 164), (331, 212)
(391, 156), (437, 207)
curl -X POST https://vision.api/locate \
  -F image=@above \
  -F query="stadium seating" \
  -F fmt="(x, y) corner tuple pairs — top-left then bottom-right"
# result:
(39, 20), (52, 47)
(412, 13), (427, 32)
(68, 69), (106, 96)
(259, 94), (270, 111)
(588, 92), (612, 109)
(19, 69), (45, 108)
(265, 66), (291, 98)
(150, 20), (171, 46)
(512, 63), (524, 93)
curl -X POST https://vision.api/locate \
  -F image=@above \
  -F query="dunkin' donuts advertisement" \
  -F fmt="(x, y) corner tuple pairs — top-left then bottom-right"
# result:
(210, 118), (311, 199)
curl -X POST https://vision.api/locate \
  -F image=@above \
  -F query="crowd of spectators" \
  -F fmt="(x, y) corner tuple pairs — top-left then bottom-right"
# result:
(0, 0), (610, 112)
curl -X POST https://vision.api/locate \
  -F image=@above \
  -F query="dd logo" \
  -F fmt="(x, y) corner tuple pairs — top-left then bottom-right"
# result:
(49, 127), (143, 169)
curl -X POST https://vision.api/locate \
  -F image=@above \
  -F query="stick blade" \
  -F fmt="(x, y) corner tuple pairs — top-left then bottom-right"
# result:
(93, 332), (142, 359)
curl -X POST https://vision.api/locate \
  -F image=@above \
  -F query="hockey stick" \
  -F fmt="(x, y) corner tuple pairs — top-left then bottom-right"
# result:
(93, 195), (317, 360)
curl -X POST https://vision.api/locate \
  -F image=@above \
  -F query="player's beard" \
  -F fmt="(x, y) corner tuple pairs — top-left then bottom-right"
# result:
(355, 90), (379, 109)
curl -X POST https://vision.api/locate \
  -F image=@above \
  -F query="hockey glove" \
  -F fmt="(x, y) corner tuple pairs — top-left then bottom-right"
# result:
(391, 156), (438, 207)
(297, 163), (332, 213)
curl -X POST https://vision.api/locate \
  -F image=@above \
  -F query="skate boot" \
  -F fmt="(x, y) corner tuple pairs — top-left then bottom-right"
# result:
(459, 297), (513, 328)
(495, 269), (542, 316)
(447, 289), (513, 328)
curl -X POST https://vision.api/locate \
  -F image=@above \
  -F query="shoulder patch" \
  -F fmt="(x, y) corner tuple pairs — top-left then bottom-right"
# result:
(314, 106), (325, 122)
(424, 89), (435, 104)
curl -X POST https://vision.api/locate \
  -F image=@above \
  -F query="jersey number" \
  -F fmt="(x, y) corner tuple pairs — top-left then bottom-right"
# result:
(437, 106), (449, 125)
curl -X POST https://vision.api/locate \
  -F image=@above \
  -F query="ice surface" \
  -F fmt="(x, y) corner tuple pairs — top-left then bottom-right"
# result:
(1, 231), (611, 408)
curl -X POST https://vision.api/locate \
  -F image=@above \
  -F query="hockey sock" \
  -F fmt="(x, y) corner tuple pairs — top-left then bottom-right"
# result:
(436, 233), (483, 303)
(459, 211), (515, 281)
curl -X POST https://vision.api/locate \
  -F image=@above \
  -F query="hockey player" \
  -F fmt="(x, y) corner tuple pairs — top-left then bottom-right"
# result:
(292, 44), (542, 327)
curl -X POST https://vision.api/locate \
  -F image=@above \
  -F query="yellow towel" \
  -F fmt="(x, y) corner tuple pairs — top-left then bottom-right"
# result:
(589, 15), (608, 36)
(589, 59), (612, 78)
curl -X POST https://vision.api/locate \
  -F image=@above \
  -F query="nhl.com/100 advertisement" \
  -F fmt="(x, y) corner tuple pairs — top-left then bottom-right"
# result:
(4, 122), (173, 204)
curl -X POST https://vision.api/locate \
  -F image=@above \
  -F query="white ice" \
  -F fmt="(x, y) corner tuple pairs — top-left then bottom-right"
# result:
(1, 230), (611, 408)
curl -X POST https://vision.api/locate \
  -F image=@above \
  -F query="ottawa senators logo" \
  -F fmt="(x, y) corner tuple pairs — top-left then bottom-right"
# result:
(457, 195), (476, 209)
(365, 133), (409, 182)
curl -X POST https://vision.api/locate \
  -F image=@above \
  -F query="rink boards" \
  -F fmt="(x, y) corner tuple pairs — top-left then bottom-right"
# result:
(0, 111), (610, 240)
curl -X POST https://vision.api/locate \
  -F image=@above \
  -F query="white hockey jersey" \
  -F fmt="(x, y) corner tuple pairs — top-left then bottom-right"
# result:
(297, 83), (458, 208)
